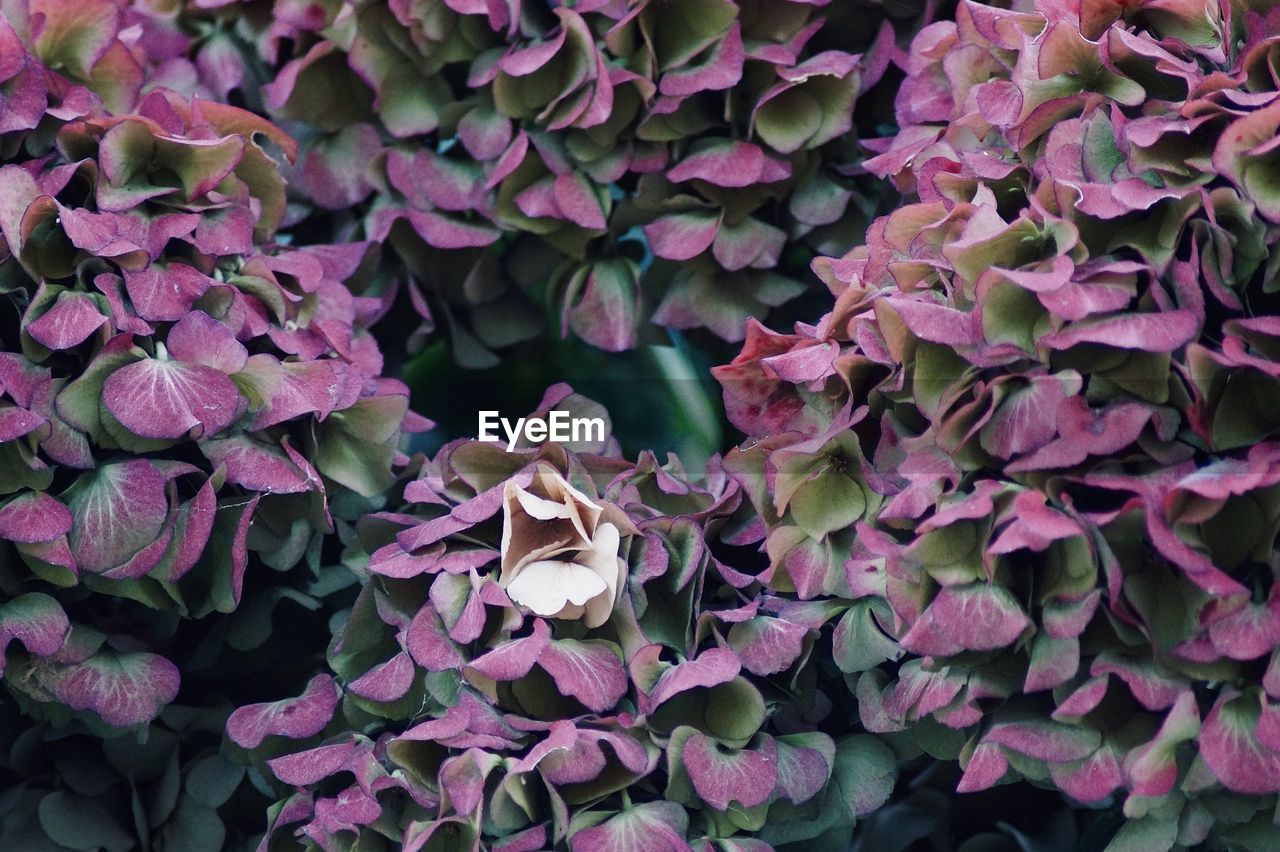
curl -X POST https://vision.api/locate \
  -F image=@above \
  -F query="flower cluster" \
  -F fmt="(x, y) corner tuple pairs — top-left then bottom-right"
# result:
(234, 388), (898, 850)
(715, 0), (1280, 843)
(157, 0), (925, 363)
(0, 9), (420, 740)
(14, 0), (1280, 846)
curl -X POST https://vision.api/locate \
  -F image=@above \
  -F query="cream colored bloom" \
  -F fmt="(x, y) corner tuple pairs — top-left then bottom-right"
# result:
(498, 463), (626, 628)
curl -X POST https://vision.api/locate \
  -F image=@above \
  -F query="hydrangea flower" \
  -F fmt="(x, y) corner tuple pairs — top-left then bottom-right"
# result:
(231, 391), (900, 851)
(154, 0), (914, 363)
(498, 463), (631, 627)
(0, 18), (421, 735)
(715, 0), (1280, 844)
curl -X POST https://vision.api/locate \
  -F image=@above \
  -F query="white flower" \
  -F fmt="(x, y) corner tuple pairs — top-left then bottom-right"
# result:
(498, 463), (626, 628)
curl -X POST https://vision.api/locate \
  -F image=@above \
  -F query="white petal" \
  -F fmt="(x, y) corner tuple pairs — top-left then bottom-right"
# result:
(516, 486), (573, 521)
(581, 524), (624, 628)
(583, 558), (625, 628)
(537, 463), (602, 512)
(505, 559), (608, 617)
(583, 523), (622, 592)
(536, 464), (601, 541)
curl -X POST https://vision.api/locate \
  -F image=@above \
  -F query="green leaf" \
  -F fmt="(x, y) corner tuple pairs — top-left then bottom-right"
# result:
(648, 0), (739, 68)
(185, 755), (244, 808)
(912, 520), (981, 568)
(312, 396), (406, 497)
(103, 726), (179, 781)
(158, 795), (224, 852)
(0, 790), (68, 852)
(55, 344), (142, 444)
(1211, 370), (1280, 450)
(30, 0), (118, 79)
(704, 677), (767, 745)
(912, 342), (972, 420)
(37, 791), (134, 852)
(1105, 816), (1177, 852)
(756, 89), (823, 153)
(832, 735), (897, 820)
(981, 280), (1048, 354)
(0, 443), (53, 495)
(833, 599), (902, 673)
(789, 467), (866, 540)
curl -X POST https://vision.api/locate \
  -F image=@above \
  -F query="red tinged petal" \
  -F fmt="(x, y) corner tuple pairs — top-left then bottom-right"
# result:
(537, 638), (627, 713)
(26, 294), (107, 350)
(957, 743), (1007, 793)
(659, 23), (744, 97)
(1049, 744), (1123, 803)
(667, 140), (772, 188)
(227, 674), (341, 749)
(553, 173), (608, 229)
(569, 802), (690, 852)
(405, 606), (464, 671)
(122, 264), (214, 321)
(65, 460), (169, 574)
(1041, 310), (1201, 352)
(637, 647), (741, 714)
(200, 435), (317, 494)
(44, 648), (181, 727)
(30, 0), (120, 79)
(268, 740), (363, 787)
(404, 209), (500, 249)
(348, 651), (415, 702)
(644, 211), (720, 261)
(0, 491), (73, 543)
(680, 732), (777, 810)
(0, 593), (69, 677)
(468, 618), (550, 681)
(901, 583), (1031, 655)
(102, 354), (241, 440)
(1201, 692), (1280, 794)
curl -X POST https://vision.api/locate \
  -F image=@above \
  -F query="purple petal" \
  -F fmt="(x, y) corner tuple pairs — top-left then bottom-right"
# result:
(122, 264), (213, 321)
(667, 140), (770, 188)
(349, 651), (415, 702)
(659, 23), (744, 96)
(900, 583), (1031, 655)
(201, 435), (316, 494)
(405, 606), (465, 672)
(570, 801), (690, 852)
(269, 740), (361, 787)
(66, 461), (169, 573)
(1041, 310), (1200, 352)
(537, 639), (628, 713)
(0, 593), (70, 676)
(48, 648), (181, 727)
(0, 491), (73, 543)
(26, 294), (107, 350)
(227, 674), (342, 749)
(644, 211), (720, 261)
(681, 732), (777, 810)
(727, 616), (809, 676)
(957, 743), (1008, 793)
(638, 647), (741, 714)
(102, 356), (241, 440)
(983, 718), (1100, 762)
(468, 619), (550, 681)
(773, 733), (835, 804)
(166, 310), (249, 373)
(1201, 692), (1280, 794)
